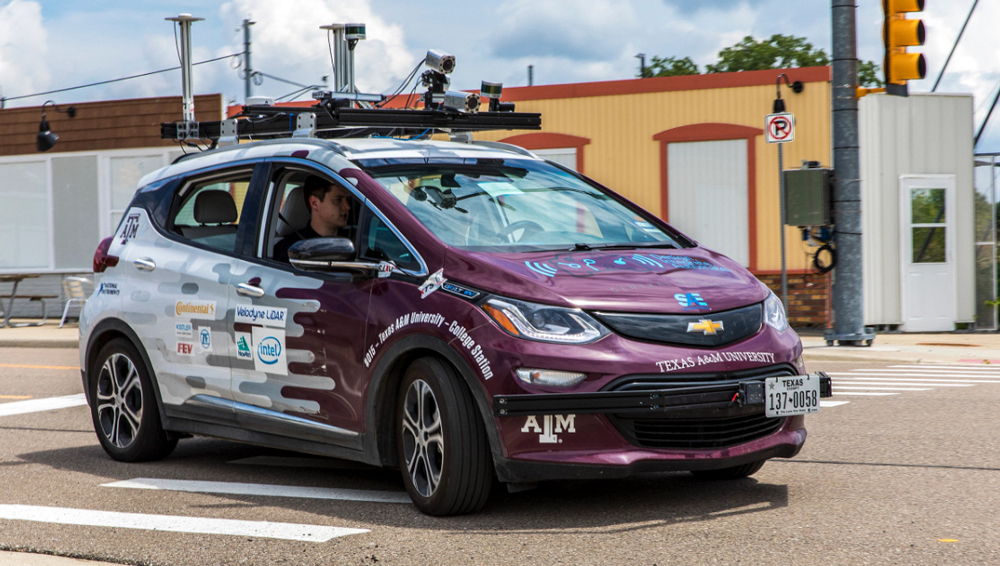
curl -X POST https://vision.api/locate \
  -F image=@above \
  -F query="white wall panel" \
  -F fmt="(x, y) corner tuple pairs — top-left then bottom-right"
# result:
(667, 140), (748, 266)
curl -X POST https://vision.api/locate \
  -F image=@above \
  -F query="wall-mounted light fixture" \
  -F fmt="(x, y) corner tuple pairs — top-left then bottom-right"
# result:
(37, 100), (77, 152)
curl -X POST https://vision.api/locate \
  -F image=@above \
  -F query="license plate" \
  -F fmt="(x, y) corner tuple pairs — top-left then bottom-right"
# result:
(765, 375), (821, 418)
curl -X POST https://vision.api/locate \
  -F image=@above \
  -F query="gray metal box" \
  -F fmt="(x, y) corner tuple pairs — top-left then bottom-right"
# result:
(784, 168), (831, 226)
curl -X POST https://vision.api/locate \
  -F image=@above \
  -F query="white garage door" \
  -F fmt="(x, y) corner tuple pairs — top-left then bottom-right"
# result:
(667, 139), (748, 266)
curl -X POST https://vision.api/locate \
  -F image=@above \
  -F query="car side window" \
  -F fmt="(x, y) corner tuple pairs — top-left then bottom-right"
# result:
(360, 212), (421, 272)
(169, 171), (252, 253)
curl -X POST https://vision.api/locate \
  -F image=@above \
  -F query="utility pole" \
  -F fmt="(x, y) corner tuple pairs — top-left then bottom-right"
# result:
(243, 18), (256, 101)
(827, 0), (874, 346)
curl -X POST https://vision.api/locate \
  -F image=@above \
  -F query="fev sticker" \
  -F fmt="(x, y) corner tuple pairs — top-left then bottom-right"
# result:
(235, 332), (253, 360)
(197, 327), (212, 353)
(252, 326), (287, 375)
(234, 305), (288, 328)
(176, 342), (194, 357)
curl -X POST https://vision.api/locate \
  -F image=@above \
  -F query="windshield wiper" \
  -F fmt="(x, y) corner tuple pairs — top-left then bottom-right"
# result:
(570, 242), (676, 251)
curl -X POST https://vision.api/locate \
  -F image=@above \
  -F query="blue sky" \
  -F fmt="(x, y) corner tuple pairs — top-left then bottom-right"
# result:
(2, 0), (999, 150)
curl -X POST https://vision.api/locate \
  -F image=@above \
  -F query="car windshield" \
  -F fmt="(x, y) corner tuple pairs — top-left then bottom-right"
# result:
(361, 157), (685, 252)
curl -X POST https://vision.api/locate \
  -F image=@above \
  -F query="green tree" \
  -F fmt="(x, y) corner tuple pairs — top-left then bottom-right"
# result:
(706, 34), (829, 73)
(859, 60), (884, 88)
(644, 55), (700, 78)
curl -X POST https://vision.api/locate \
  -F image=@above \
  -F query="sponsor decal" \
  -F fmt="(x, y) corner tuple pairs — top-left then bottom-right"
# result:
(655, 351), (778, 373)
(176, 342), (194, 356)
(118, 213), (140, 245)
(197, 327), (212, 353)
(252, 327), (287, 375)
(175, 300), (217, 320)
(235, 332), (253, 360)
(364, 312), (446, 368)
(521, 414), (576, 444)
(377, 261), (395, 278)
(442, 282), (480, 300)
(687, 319), (723, 335)
(525, 252), (730, 279)
(175, 322), (193, 339)
(675, 292), (709, 311)
(234, 305), (288, 328)
(418, 269), (446, 299)
(448, 321), (493, 380)
(97, 282), (121, 296)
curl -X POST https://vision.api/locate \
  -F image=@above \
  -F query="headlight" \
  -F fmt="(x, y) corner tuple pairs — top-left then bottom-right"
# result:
(515, 368), (587, 387)
(764, 291), (789, 333)
(482, 297), (609, 344)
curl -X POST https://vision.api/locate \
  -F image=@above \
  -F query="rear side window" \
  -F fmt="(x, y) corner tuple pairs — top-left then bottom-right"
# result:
(170, 170), (253, 253)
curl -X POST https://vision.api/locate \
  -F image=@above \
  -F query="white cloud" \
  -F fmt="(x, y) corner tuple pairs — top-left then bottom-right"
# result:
(0, 0), (50, 99)
(219, 0), (416, 97)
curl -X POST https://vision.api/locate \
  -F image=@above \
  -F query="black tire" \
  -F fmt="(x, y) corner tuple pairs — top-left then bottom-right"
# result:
(690, 460), (766, 480)
(89, 338), (177, 462)
(396, 357), (492, 516)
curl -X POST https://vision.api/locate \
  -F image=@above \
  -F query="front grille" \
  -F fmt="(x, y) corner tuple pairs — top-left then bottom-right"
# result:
(605, 364), (794, 449)
(593, 303), (763, 347)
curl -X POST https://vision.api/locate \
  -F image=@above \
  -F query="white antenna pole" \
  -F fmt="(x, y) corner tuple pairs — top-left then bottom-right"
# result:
(320, 24), (346, 92)
(166, 14), (204, 122)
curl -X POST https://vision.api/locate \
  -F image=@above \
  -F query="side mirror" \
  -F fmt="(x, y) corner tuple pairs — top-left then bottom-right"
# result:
(288, 237), (355, 262)
(288, 237), (396, 278)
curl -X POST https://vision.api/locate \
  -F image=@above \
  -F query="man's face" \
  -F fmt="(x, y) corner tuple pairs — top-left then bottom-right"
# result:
(309, 184), (351, 236)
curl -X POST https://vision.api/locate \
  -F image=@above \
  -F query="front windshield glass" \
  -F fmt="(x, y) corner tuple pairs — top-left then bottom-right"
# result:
(362, 158), (686, 252)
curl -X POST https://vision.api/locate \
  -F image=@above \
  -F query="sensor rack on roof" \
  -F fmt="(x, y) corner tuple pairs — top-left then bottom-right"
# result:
(161, 102), (541, 142)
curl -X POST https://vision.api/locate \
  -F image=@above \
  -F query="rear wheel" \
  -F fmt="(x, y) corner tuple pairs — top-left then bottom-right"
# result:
(397, 357), (492, 516)
(90, 338), (177, 462)
(690, 460), (766, 480)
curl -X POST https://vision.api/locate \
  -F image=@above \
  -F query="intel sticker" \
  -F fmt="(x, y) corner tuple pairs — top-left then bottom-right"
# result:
(252, 327), (287, 375)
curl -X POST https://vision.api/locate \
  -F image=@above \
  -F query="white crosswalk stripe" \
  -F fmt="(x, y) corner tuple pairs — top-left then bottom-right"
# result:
(103, 477), (410, 504)
(820, 363), (1000, 408)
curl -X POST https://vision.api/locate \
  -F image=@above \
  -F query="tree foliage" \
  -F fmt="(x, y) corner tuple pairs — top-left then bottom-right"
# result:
(637, 33), (884, 88)
(643, 56), (699, 78)
(705, 34), (829, 73)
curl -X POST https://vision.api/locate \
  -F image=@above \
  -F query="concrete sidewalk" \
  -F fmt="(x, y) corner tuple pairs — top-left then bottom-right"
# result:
(0, 551), (120, 566)
(3, 319), (1000, 366)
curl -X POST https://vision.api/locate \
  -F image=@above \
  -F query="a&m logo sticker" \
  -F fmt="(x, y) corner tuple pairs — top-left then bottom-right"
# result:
(521, 414), (576, 444)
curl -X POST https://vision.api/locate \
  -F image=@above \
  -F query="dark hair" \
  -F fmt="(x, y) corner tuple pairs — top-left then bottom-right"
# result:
(302, 175), (333, 207)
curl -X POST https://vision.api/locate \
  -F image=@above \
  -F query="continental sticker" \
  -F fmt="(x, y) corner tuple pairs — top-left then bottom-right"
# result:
(252, 326), (287, 375)
(655, 351), (777, 373)
(175, 300), (217, 320)
(234, 305), (288, 328)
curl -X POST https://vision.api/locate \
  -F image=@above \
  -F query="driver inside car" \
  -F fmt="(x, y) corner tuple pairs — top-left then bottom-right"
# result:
(274, 175), (353, 262)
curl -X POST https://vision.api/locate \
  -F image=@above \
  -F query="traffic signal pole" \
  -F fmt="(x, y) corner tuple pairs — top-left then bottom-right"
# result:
(827, 0), (874, 346)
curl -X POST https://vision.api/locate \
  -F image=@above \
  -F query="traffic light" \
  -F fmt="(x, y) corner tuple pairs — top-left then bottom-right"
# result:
(883, 0), (926, 96)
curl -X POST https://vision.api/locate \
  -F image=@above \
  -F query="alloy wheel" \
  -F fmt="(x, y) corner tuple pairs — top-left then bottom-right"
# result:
(96, 353), (143, 449)
(401, 379), (444, 498)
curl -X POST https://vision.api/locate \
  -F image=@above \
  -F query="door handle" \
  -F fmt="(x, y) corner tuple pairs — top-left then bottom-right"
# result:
(133, 258), (156, 271)
(235, 283), (265, 298)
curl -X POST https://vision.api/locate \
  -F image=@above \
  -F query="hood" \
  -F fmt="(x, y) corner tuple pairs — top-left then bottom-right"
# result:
(442, 246), (768, 314)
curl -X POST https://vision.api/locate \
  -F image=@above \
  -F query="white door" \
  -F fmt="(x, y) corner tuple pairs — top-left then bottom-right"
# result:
(900, 175), (956, 332)
(667, 139), (749, 266)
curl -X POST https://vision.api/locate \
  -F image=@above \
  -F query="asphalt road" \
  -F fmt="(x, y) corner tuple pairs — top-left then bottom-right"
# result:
(1, 347), (998, 565)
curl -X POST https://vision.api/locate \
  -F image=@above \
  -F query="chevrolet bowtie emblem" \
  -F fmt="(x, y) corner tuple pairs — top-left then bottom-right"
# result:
(687, 319), (724, 335)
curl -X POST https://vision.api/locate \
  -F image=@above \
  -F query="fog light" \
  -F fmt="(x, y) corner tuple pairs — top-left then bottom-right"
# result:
(515, 368), (586, 387)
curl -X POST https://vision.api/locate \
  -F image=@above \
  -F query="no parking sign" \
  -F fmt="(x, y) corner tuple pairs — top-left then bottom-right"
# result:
(765, 112), (795, 143)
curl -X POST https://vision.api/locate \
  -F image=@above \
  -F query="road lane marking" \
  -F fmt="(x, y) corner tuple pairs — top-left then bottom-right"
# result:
(831, 392), (899, 396)
(889, 365), (1000, 372)
(228, 456), (372, 470)
(0, 394), (86, 417)
(828, 373), (1000, 384)
(820, 400), (850, 408)
(841, 369), (1000, 379)
(0, 364), (80, 370)
(0, 504), (366, 542)
(103, 478), (410, 504)
(833, 386), (930, 391)
(831, 380), (973, 387)
(0, 395), (34, 400)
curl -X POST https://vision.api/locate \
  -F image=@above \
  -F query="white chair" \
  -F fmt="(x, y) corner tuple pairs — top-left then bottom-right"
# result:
(60, 276), (92, 328)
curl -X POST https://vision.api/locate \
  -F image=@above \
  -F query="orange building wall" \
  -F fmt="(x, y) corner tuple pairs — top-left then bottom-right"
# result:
(475, 68), (832, 273)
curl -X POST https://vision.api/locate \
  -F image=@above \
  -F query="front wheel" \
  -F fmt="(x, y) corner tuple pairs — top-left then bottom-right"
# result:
(690, 460), (766, 480)
(397, 357), (492, 516)
(90, 338), (177, 462)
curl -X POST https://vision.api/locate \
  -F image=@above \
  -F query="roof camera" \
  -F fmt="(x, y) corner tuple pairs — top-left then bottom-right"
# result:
(425, 49), (456, 75)
(443, 91), (481, 113)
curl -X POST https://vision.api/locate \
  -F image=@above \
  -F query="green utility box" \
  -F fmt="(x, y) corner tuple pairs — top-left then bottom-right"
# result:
(784, 168), (831, 226)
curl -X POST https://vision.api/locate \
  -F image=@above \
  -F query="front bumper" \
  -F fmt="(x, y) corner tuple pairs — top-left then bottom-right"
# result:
(493, 372), (833, 417)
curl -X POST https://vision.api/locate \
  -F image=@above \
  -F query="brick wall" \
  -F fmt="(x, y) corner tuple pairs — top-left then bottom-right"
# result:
(755, 272), (831, 328)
